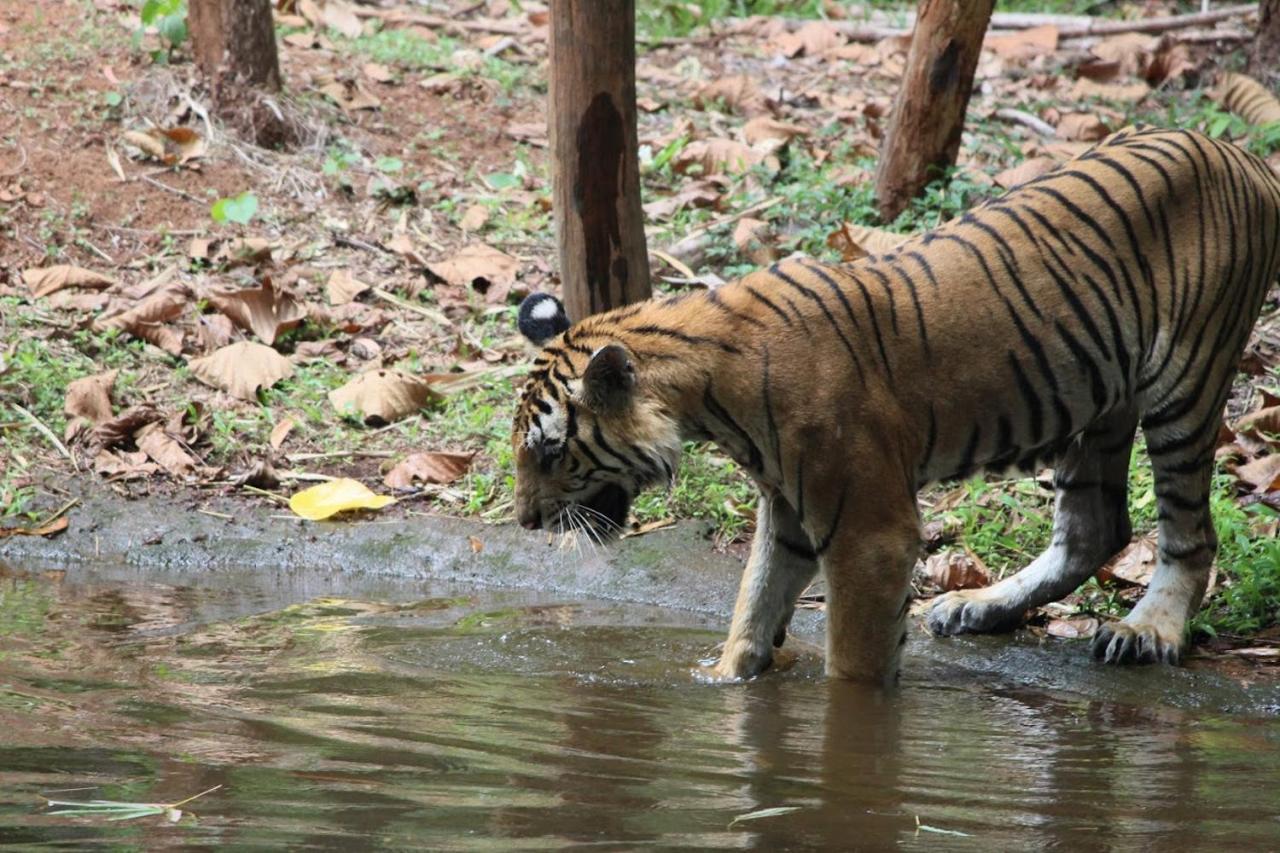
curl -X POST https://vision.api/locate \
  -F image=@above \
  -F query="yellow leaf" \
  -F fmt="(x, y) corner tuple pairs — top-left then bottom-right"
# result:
(289, 478), (396, 520)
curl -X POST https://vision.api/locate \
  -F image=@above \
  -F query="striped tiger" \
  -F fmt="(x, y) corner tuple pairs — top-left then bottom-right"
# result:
(511, 127), (1279, 685)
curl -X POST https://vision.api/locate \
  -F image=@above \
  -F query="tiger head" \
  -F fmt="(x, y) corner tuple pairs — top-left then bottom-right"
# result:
(511, 293), (681, 538)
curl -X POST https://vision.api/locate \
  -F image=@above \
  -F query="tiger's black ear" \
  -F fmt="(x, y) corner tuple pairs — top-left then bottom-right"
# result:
(518, 293), (570, 346)
(581, 344), (635, 414)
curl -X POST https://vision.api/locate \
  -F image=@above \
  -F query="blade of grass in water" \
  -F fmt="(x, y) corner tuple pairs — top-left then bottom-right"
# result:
(45, 784), (222, 823)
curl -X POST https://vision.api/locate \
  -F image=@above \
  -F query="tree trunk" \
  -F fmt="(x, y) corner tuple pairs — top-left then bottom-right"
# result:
(873, 0), (995, 222)
(549, 0), (651, 322)
(189, 0), (282, 99)
(1251, 0), (1280, 78)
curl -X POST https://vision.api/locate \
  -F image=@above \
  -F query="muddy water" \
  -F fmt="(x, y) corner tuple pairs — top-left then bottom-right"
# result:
(1, 561), (1278, 850)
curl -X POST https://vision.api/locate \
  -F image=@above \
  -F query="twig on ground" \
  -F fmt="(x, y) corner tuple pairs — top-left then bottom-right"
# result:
(994, 108), (1056, 139)
(833, 3), (1256, 42)
(241, 484), (289, 504)
(40, 497), (80, 526)
(12, 404), (74, 463)
(667, 196), (784, 248)
(136, 173), (204, 204)
(196, 508), (234, 520)
(286, 450), (397, 462)
(371, 287), (451, 327)
(351, 7), (523, 35)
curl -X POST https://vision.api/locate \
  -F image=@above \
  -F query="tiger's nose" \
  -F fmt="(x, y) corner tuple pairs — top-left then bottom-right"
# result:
(518, 510), (542, 530)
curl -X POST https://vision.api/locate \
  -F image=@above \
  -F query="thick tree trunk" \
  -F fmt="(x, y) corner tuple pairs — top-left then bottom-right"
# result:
(874, 0), (995, 222)
(189, 0), (282, 99)
(1251, 0), (1280, 78)
(549, 0), (651, 322)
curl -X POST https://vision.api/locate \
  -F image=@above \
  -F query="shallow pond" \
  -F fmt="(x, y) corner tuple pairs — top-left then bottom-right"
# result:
(1, 560), (1278, 850)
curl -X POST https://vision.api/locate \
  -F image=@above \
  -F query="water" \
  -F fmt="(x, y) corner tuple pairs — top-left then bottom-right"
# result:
(2, 560), (1278, 850)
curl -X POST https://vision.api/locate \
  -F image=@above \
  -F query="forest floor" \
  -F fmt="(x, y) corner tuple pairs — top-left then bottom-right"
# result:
(1, 0), (1277, 659)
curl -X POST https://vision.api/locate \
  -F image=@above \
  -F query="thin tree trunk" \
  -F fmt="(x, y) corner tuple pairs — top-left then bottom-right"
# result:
(1251, 0), (1280, 77)
(874, 0), (995, 222)
(549, 0), (651, 322)
(189, 0), (282, 99)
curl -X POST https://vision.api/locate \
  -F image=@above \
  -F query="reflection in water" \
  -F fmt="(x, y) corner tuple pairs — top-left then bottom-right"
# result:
(0, 562), (1278, 850)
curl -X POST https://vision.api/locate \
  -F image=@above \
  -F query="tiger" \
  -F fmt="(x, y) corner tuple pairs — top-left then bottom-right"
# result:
(510, 127), (1280, 685)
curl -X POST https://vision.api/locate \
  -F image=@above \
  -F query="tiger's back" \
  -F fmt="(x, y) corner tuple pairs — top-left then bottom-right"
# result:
(511, 127), (1279, 683)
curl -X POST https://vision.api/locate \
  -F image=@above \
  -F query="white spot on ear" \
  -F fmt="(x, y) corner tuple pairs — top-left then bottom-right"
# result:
(529, 298), (562, 321)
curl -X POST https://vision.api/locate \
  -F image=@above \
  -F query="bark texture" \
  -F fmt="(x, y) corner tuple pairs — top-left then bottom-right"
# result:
(549, 0), (651, 321)
(874, 0), (995, 222)
(189, 0), (282, 98)
(1251, 0), (1280, 78)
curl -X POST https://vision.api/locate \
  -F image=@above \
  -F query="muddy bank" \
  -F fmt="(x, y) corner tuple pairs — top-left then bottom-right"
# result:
(3, 486), (1277, 716)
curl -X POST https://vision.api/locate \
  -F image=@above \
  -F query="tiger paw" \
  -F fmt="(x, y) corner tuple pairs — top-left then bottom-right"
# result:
(708, 639), (773, 681)
(1091, 620), (1184, 665)
(925, 590), (1025, 636)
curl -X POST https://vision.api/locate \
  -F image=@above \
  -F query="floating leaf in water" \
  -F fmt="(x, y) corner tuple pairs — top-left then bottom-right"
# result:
(728, 805), (801, 827)
(289, 478), (396, 520)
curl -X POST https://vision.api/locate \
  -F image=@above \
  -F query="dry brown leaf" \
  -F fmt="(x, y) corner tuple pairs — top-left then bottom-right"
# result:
(468, 535), (484, 554)
(362, 61), (395, 83)
(206, 237), (273, 269)
(383, 450), (475, 488)
(121, 127), (205, 165)
(984, 24), (1058, 62)
(1098, 537), (1157, 586)
(387, 233), (428, 267)
(674, 138), (765, 176)
(1069, 78), (1150, 103)
(826, 222), (910, 261)
(96, 285), (191, 356)
(743, 117), (808, 148)
(326, 269), (370, 305)
(772, 20), (845, 57)
(1090, 32), (1159, 77)
(427, 243), (520, 302)
(694, 75), (766, 115)
(64, 370), (117, 424)
(1045, 616), (1099, 639)
(207, 276), (306, 345)
(93, 449), (159, 480)
(189, 341), (295, 401)
(1214, 72), (1280, 126)
(93, 405), (162, 449)
(270, 417), (296, 451)
(642, 179), (720, 221)
(323, 0), (362, 37)
(459, 204), (490, 232)
(732, 217), (778, 265)
(994, 156), (1056, 190)
(0, 516), (69, 539)
(297, 0), (324, 29)
(1234, 454), (1280, 494)
(22, 265), (115, 298)
(196, 313), (235, 353)
(136, 425), (199, 478)
(1236, 405), (1280, 434)
(329, 369), (442, 426)
(1056, 112), (1109, 142)
(924, 550), (992, 592)
(316, 74), (381, 111)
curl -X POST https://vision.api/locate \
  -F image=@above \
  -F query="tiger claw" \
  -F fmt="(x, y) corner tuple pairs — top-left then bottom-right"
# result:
(1091, 621), (1184, 665)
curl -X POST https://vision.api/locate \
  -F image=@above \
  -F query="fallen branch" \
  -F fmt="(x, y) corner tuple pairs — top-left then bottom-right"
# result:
(994, 108), (1056, 139)
(350, 6), (524, 35)
(834, 3), (1256, 42)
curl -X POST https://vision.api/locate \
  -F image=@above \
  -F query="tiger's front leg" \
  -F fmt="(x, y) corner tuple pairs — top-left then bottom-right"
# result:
(713, 491), (819, 680)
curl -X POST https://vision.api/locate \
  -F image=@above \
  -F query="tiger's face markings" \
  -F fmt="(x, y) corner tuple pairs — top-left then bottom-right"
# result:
(513, 296), (679, 537)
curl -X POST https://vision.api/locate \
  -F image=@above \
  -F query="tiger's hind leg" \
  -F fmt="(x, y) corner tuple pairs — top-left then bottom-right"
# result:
(928, 408), (1138, 636)
(1092, 410), (1219, 665)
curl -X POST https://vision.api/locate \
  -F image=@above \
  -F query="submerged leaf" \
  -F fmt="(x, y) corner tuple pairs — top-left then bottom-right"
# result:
(289, 478), (396, 520)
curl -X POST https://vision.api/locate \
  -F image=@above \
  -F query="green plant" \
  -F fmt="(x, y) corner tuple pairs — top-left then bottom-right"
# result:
(138, 0), (188, 62)
(210, 192), (259, 226)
